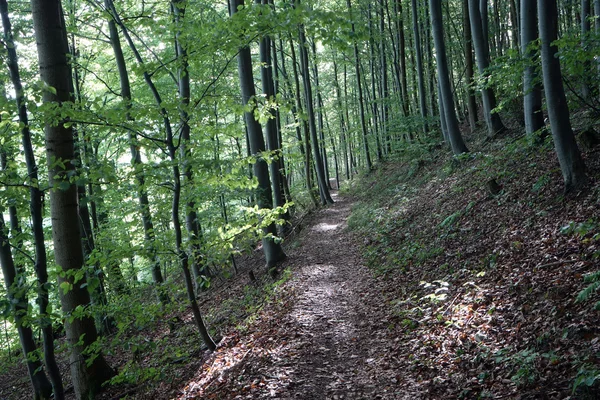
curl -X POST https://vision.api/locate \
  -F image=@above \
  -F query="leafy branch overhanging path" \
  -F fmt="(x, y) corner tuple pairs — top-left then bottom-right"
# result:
(179, 193), (410, 399)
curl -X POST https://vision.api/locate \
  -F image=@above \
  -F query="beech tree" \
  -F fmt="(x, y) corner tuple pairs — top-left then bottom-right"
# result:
(347, 0), (373, 170)
(429, 0), (469, 154)
(30, 0), (114, 398)
(521, 0), (544, 136)
(230, 0), (287, 267)
(538, 0), (587, 192)
(412, 0), (429, 135)
(468, 0), (507, 136)
(0, 1), (64, 396)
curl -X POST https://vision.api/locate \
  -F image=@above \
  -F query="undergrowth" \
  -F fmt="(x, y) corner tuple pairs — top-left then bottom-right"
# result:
(346, 129), (600, 397)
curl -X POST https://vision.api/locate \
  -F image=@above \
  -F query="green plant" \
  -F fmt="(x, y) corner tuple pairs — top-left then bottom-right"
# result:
(510, 349), (539, 387)
(576, 270), (600, 310)
(572, 365), (600, 396)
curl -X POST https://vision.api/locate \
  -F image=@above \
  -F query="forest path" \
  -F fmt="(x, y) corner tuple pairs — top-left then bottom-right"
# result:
(180, 193), (408, 399)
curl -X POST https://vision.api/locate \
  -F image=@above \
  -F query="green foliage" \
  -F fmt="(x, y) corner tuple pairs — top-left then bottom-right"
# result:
(485, 47), (527, 115)
(560, 219), (600, 309)
(573, 365), (600, 396)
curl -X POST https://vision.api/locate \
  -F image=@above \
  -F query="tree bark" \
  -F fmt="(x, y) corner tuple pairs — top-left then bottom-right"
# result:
(463, 0), (479, 132)
(172, 0), (211, 295)
(347, 0), (373, 170)
(469, 0), (507, 136)
(257, 0), (288, 214)
(538, 0), (587, 192)
(296, 0), (334, 203)
(0, 162), (53, 400)
(521, 0), (544, 136)
(0, 2), (65, 397)
(412, 0), (430, 135)
(104, 0), (167, 302)
(288, 38), (319, 206)
(429, 0), (469, 154)
(581, 0), (591, 99)
(310, 39), (333, 189)
(394, 0), (410, 117)
(31, 1), (115, 398)
(380, 0), (391, 153)
(230, 0), (287, 265)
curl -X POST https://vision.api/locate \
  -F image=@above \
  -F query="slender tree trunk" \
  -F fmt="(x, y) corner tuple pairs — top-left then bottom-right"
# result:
(347, 0), (373, 170)
(463, 0), (479, 132)
(412, 0), (429, 134)
(380, 0), (391, 153)
(172, 0), (210, 294)
(288, 38), (319, 206)
(368, 4), (383, 160)
(595, 0), (600, 74)
(257, 0), (288, 213)
(0, 159), (53, 400)
(310, 39), (332, 189)
(521, 0), (544, 136)
(510, 0), (520, 50)
(469, 0), (507, 136)
(430, 0), (469, 154)
(70, 41), (113, 336)
(296, 0), (334, 203)
(104, 0), (167, 302)
(231, 0), (287, 265)
(332, 56), (351, 180)
(31, 1), (115, 398)
(538, 0), (587, 192)
(394, 0), (410, 117)
(1, 3), (64, 397)
(581, 0), (591, 99)
(424, 3), (436, 116)
(271, 31), (293, 205)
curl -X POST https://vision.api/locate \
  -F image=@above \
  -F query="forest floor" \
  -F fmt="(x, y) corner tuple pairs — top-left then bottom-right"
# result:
(3, 124), (600, 400)
(169, 192), (408, 399)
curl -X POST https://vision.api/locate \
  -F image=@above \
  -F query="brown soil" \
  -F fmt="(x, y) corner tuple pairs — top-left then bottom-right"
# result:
(176, 192), (407, 399)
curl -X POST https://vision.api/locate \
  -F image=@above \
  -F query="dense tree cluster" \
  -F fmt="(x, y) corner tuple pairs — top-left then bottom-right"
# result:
(0, 0), (597, 398)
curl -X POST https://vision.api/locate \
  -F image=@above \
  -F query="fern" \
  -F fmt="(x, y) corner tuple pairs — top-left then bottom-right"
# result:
(577, 271), (600, 309)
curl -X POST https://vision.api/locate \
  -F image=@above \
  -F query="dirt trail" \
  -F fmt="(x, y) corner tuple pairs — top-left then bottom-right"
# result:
(180, 193), (410, 399)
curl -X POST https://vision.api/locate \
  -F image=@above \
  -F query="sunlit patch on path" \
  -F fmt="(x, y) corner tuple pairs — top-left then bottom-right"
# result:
(177, 194), (414, 399)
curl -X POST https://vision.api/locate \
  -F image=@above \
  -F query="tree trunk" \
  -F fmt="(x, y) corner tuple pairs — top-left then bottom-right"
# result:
(0, 161), (53, 400)
(288, 38), (319, 206)
(104, 0), (167, 303)
(310, 39), (333, 189)
(380, 0), (391, 153)
(347, 0), (373, 170)
(412, 0), (430, 134)
(538, 0), (587, 192)
(430, 0), (469, 154)
(510, 0), (520, 50)
(368, 3), (383, 160)
(521, 0), (544, 136)
(469, 0), (507, 136)
(332, 56), (351, 180)
(394, 0), (410, 117)
(172, 0), (211, 295)
(463, 0), (479, 132)
(230, 0), (287, 266)
(257, 0), (288, 214)
(296, 0), (335, 203)
(31, 1), (115, 398)
(1, 2), (65, 397)
(270, 29), (293, 206)
(70, 44), (113, 335)
(581, 0), (591, 99)
(595, 0), (600, 74)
